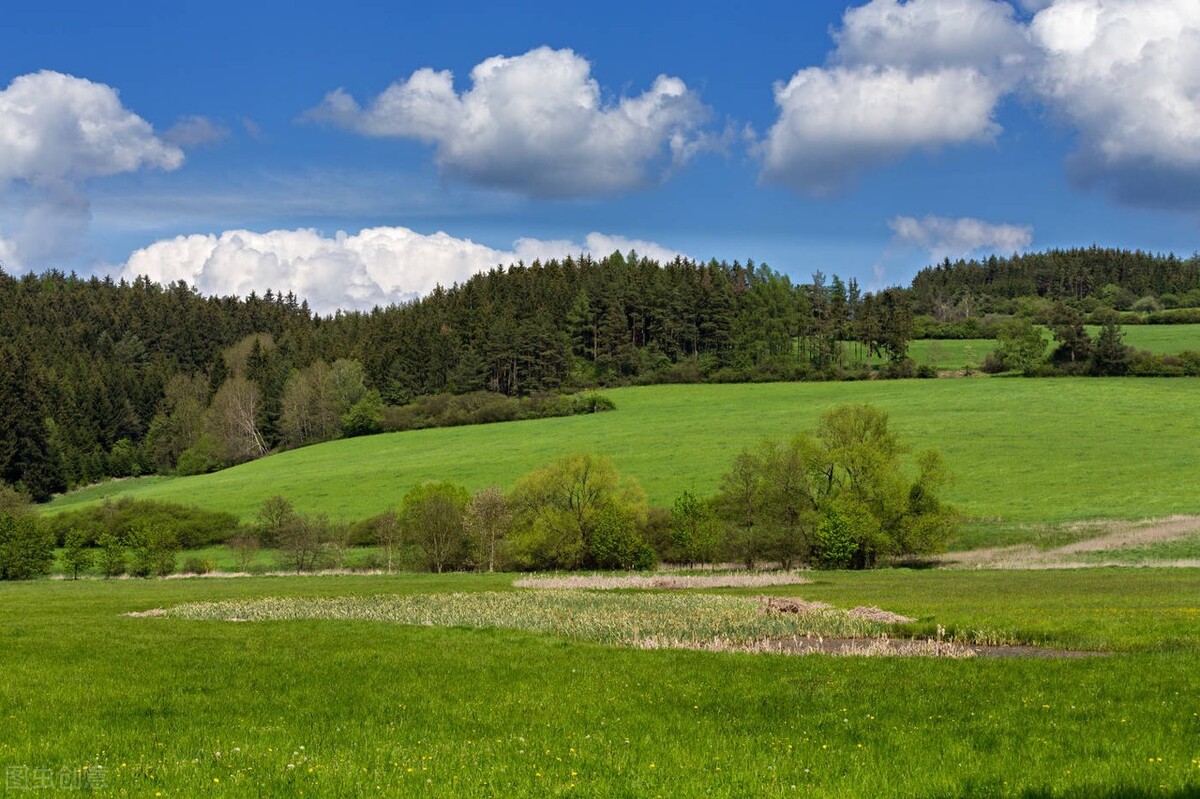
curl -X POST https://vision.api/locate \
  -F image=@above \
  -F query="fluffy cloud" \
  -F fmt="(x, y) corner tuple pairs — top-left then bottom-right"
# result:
(0, 71), (181, 185)
(307, 47), (712, 198)
(1030, 0), (1200, 207)
(762, 0), (1017, 194)
(889, 214), (1033, 260)
(761, 66), (1002, 194)
(121, 226), (689, 314)
(0, 71), (182, 267)
(835, 0), (1030, 73)
(765, 0), (1200, 207)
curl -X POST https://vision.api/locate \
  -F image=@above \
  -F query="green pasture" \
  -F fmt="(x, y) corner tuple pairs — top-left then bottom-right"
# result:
(46, 379), (1200, 532)
(2, 570), (1198, 797)
(863, 324), (1200, 370)
(1094, 323), (1200, 354)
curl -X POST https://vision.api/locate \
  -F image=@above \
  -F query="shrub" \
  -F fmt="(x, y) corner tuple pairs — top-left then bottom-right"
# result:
(183, 557), (214, 575)
(60, 528), (93, 579)
(0, 514), (54, 580)
(589, 506), (655, 571)
(812, 508), (859, 570)
(127, 523), (179, 577)
(96, 533), (126, 577)
(44, 498), (240, 549)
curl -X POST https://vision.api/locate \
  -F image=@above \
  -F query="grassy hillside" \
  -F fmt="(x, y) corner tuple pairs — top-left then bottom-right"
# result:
(46, 379), (1200, 527)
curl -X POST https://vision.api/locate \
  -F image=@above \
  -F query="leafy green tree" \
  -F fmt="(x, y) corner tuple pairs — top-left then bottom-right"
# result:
(1048, 303), (1091, 365)
(127, 523), (179, 577)
(589, 505), (654, 570)
(813, 506), (860, 569)
(670, 490), (721, 566)
(341, 389), (384, 438)
(96, 532), (126, 577)
(399, 482), (471, 573)
(715, 405), (956, 569)
(508, 453), (647, 570)
(1091, 316), (1131, 376)
(994, 318), (1048, 374)
(276, 512), (330, 573)
(255, 495), (297, 547)
(61, 528), (93, 579)
(464, 486), (511, 573)
(0, 493), (53, 580)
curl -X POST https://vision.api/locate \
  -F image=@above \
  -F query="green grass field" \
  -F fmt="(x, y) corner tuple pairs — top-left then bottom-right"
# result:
(2, 570), (1198, 797)
(870, 324), (1200, 370)
(47, 379), (1200, 533)
(1094, 323), (1200, 354)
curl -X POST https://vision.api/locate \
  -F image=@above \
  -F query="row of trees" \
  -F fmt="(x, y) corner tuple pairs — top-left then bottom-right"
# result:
(910, 247), (1200, 317)
(3, 405), (954, 579)
(5, 246), (1195, 499)
(224, 405), (955, 575)
(985, 309), (1178, 376)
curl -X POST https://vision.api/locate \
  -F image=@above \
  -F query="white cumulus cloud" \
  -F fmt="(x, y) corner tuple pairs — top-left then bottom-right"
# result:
(0, 70), (182, 267)
(306, 46), (713, 198)
(764, 0), (1200, 208)
(120, 226), (689, 314)
(761, 0), (1018, 194)
(0, 71), (181, 185)
(835, 0), (1030, 73)
(1029, 0), (1200, 207)
(889, 214), (1033, 260)
(761, 66), (1002, 195)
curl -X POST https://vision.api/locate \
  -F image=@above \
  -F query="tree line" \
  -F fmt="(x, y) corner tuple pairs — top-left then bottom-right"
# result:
(2, 245), (1197, 500)
(4, 405), (957, 579)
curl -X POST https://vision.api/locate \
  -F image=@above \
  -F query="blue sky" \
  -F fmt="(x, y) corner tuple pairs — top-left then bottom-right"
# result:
(2, 0), (1198, 312)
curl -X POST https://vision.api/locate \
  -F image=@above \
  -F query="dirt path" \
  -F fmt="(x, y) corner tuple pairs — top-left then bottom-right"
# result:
(941, 515), (1200, 569)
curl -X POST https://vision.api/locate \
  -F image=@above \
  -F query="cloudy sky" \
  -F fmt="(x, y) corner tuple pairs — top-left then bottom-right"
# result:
(2, 0), (1198, 312)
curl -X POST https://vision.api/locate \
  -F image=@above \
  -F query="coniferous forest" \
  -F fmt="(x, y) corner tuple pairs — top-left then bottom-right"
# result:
(2, 245), (1199, 500)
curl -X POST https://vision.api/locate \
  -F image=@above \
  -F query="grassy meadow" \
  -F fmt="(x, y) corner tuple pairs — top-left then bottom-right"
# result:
(861, 324), (1200, 370)
(2, 570), (1199, 797)
(46, 379), (1200, 534)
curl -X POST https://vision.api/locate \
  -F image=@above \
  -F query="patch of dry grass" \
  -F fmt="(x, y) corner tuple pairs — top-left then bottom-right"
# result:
(512, 571), (810, 590)
(160, 591), (942, 655)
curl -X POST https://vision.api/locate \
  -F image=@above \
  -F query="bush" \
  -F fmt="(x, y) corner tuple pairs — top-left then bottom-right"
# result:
(589, 506), (655, 570)
(96, 533), (126, 577)
(44, 498), (241, 549)
(381, 391), (615, 434)
(127, 524), (179, 577)
(979, 351), (1008, 374)
(0, 514), (54, 580)
(812, 508), (859, 570)
(176, 433), (222, 476)
(182, 557), (214, 575)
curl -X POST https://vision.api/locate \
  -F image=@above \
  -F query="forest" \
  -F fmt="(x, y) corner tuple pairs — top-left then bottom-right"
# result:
(2, 245), (1198, 500)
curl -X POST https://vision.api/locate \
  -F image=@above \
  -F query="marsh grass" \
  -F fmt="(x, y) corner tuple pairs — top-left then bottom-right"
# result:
(166, 590), (888, 647)
(512, 572), (811, 590)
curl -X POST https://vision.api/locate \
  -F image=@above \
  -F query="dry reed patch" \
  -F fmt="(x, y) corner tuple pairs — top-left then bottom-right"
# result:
(513, 572), (811, 590)
(847, 606), (916, 624)
(147, 591), (1095, 658)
